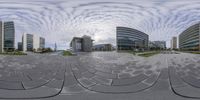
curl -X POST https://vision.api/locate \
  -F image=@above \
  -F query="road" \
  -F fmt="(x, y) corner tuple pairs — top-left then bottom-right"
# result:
(0, 51), (199, 100)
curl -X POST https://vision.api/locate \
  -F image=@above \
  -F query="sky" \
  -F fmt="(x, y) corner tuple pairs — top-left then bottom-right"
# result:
(0, 0), (200, 49)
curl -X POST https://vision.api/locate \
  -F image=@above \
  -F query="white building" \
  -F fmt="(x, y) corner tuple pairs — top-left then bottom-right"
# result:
(22, 33), (45, 52)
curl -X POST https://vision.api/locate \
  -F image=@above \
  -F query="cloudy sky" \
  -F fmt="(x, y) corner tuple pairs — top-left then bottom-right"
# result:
(0, 0), (200, 49)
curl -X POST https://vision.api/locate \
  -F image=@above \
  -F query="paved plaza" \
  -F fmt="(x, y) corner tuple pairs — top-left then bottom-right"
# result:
(0, 51), (199, 100)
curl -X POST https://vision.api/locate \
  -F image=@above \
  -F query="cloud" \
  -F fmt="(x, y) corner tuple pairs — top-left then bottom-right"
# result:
(0, 0), (200, 49)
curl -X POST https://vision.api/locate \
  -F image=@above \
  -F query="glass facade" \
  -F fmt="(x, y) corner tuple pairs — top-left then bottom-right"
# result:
(39, 37), (45, 48)
(0, 21), (3, 53)
(117, 27), (148, 50)
(179, 23), (200, 51)
(4, 21), (15, 51)
(26, 34), (33, 51)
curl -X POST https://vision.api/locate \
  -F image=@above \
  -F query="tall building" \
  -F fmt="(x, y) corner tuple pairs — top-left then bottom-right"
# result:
(17, 42), (22, 51)
(0, 21), (15, 52)
(82, 35), (93, 52)
(171, 37), (177, 50)
(22, 33), (45, 52)
(70, 35), (93, 52)
(179, 23), (200, 51)
(116, 27), (149, 51)
(23, 33), (33, 51)
(4, 21), (15, 51)
(0, 21), (3, 53)
(33, 35), (40, 50)
(39, 37), (45, 49)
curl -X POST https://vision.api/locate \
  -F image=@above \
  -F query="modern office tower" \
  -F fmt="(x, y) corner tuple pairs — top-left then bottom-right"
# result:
(179, 23), (200, 51)
(116, 27), (149, 51)
(93, 44), (114, 51)
(3, 21), (15, 51)
(33, 35), (40, 50)
(0, 21), (3, 53)
(39, 37), (45, 48)
(171, 37), (177, 50)
(149, 41), (166, 50)
(70, 35), (93, 52)
(23, 33), (33, 51)
(17, 42), (22, 51)
(22, 33), (45, 52)
(82, 35), (93, 52)
(0, 21), (15, 52)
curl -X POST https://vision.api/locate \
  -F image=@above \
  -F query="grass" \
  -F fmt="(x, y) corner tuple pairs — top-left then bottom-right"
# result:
(137, 51), (160, 57)
(188, 52), (200, 54)
(0, 51), (27, 55)
(180, 51), (200, 54)
(63, 51), (73, 56)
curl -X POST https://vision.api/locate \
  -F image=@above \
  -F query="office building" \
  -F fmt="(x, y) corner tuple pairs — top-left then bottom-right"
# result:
(179, 23), (200, 51)
(0, 21), (3, 53)
(39, 37), (45, 48)
(17, 42), (22, 51)
(116, 26), (149, 51)
(171, 37), (177, 50)
(93, 44), (114, 51)
(4, 21), (15, 51)
(22, 33), (45, 52)
(23, 34), (33, 51)
(70, 35), (93, 52)
(0, 21), (15, 52)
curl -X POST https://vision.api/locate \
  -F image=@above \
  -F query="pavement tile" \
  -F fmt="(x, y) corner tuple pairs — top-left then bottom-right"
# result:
(112, 73), (148, 86)
(95, 71), (117, 79)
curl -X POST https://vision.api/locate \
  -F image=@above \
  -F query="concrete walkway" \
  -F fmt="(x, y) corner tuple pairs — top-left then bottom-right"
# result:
(0, 52), (199, 100)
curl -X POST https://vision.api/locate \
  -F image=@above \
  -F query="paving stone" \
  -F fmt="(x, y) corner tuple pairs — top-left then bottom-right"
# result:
(95, 67), (112, 73)
(173, 85), (200, 98)
(0, 86), (59, 98)
(182, 75), (200, 88)
(143, 73), (158, 84)
(124, 69), (133, 73)
(158, 68), (168, 80)
(145, 70), (153, 75)
(118, 73), (132, 79)
(177, 71), (186, 77)
(64, 75), (78, 86)
(90, 75), (112, 85)
(144, 65), (152, 69)
(78, 78), (96, 87)
(22, 79), (48, 89)
(168, 66), (186, 88)
(132, 70), (143, 75)
(95, 71), (117, 79)
(82, 72), (95, 78)
(185, 64), (195, 68)
(64, 84), (86, 93)
(0, 81), (24, 90)
(89, 82), (149, 93)
(112, 74), (148, 86)
(46, 79), (63, 89)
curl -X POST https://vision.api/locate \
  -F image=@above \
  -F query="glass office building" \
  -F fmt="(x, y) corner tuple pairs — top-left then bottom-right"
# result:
(0, 21), (3, 53)
(117, 27), (149, 50)
(26, 34), (34, 51)
(4, 21), (15, 51)
(39, 37), (45, 48)
(23, 33), (45, 52)
(179, 23), (200, 51)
